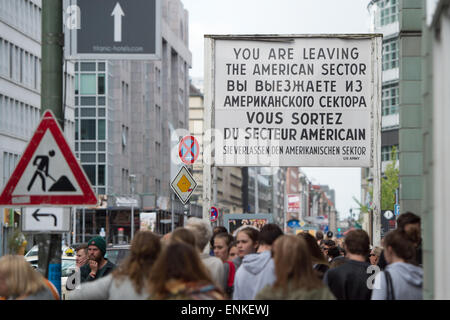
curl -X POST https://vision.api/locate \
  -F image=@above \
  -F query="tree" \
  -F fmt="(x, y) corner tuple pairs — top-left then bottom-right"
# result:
(381, 146), (399, 211)
(354, 146), (399, 212)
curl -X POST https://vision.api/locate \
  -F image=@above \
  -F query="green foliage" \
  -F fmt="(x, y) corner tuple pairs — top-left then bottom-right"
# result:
(381, 146), (399, 211)
(354, 146), (399, 213)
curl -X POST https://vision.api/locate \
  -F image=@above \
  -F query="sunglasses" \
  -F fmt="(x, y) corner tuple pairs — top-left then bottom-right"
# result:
(369, 253), (376, 257)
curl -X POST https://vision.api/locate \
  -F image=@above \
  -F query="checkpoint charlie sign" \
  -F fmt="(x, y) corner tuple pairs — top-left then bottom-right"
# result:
(208, 35), (382, 167)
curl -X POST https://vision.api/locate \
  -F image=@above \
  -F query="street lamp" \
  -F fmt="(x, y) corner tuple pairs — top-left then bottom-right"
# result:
(129, 174), (136, 240)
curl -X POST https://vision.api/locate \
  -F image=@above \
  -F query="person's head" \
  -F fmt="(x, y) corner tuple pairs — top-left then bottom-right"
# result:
(258, 223), (283, 251)
(75, 244), (88, 267)
(213, 226), (228, 235)
(148, 242), (216, 299)
(171, 227), (197, 248)
(227, 241), (238, 261)
(114, 231), (161, 293)
(235, 227), (259, 259)
(343, 230), (370, 258)
(185, 217), (213, 252)
(272, 235), (323, 291)
(315, 230), (324, 241)
(383, 229), (416, 265)
(327, 246), (341, 260)
(320, 239), (335, 257)
(0, 255), (48, 299)
(369, 246), (382, 265)
(87, 236), (107, 263)
(397, 212), (421, 245)
(326, 231), (334, 240)
(297, 232), (328, 265)
(213, 232), (234, 262)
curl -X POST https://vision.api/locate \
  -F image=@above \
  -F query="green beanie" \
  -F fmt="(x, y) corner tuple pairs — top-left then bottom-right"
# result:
(87, 236), (106, 256)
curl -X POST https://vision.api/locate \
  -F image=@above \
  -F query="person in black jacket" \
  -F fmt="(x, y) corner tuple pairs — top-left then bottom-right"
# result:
(323, 229), (372, 300)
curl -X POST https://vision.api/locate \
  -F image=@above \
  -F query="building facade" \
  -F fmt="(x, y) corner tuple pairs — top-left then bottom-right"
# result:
(72, 0), (192, 242)
(0, 0), (76, 254)
(189, 83), (243, 225)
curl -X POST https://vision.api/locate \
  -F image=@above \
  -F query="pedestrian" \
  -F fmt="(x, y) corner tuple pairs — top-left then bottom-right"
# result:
(75, 244), (89, 268)
(228, 241), (238, 261)
(298, 232), (330, 280)
(233, 226), (259, 270)
(0, 255), (59, 300)
(315, 230), (324, 246)
(369, 246), (383, 266)
(213, 232), (234, 262)
(212, 232), (236, 297)
(210, 226), (228, 256)
(170, 227), (197, 248)
(378, 212), (422, 270)
(68, 231), (161, 300)
(321, 239), (336, 263)
(255, 235), (335, 300)
(233, 224), (283, 300)
(371, 229), (423, 300)
(323, 229), (372, 300)
(80, 236), (116, 283)
(185, 218), (224, 289)
(148, 242), (224, 300)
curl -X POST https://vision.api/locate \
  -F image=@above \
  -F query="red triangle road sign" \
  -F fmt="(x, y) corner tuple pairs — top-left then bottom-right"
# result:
(0, 110), (97, 206)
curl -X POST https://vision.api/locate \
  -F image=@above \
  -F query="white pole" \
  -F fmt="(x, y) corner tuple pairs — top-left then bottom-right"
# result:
(72, 207), (76, 244)
(82, 208), (85, 242)
(131, 203), (134, 240)
(171, 193), (175, 232)
(213, 166), (217, 226)
(372, 36), (382, 246)
(203, 37), (213, 223)
(255, 168), (259, 213)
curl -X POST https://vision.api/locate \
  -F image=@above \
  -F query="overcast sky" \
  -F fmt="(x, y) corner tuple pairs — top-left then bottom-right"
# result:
(182, 0), (372, 220)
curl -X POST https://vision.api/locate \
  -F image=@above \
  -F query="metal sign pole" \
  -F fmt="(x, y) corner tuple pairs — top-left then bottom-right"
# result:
(372, 36), (383, 247)
(203, 37), (213, 223)
(37, 0), (64, 297)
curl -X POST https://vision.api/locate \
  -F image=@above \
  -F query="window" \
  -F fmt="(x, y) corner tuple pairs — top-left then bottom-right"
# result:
(80, 62), (96, 72)
(98, 165), (105, 186)
(378, 0), (398, 27)
(98, 119), (105, 140)
(382, 84), (399, 116)
(382, 145), (399, 162)
(98, 74), (105, 95)
(80, 120), (96, 140)
(382, 39), (398, 71)
(82, 165), (96, 185)
(80, 74), (96, 95)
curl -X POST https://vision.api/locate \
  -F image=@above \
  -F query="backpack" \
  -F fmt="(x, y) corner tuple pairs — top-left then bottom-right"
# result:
(225, 261), (236, 295)
(384, 270), (395, 300)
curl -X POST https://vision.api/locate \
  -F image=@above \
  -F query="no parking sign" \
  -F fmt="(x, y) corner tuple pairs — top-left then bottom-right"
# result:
(210, 206), (219, 222)
(179, 135), (199, 165)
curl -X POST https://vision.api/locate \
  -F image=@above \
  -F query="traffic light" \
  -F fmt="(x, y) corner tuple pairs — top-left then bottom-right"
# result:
(338, 228), (341, 232)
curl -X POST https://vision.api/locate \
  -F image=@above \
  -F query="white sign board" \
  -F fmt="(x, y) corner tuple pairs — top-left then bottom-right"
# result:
(210, 35), (381, 167)
(22, 207), (71, 232)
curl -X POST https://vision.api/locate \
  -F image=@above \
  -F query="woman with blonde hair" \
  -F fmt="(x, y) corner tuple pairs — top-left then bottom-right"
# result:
(0, 255), (59, 300)
(68, 230), (161, 300)
(255, 235), (335, 300)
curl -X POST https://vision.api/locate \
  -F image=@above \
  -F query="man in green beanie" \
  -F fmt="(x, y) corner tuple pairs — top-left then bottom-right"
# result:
(80, 236), (116, 283)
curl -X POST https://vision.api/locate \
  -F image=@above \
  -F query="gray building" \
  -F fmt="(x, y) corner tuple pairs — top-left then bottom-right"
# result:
(73, 0), (191, 242)
(0, 0), (76, 255)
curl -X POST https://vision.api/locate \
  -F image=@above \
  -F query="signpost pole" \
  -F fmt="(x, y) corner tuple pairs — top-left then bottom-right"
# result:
(203, 37), (213, 223)
(38, 0), (64, 297)
(372, 36), (383, 247)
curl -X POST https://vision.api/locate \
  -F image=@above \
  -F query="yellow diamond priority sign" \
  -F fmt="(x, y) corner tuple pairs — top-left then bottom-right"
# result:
(170, 166), (197, 204)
